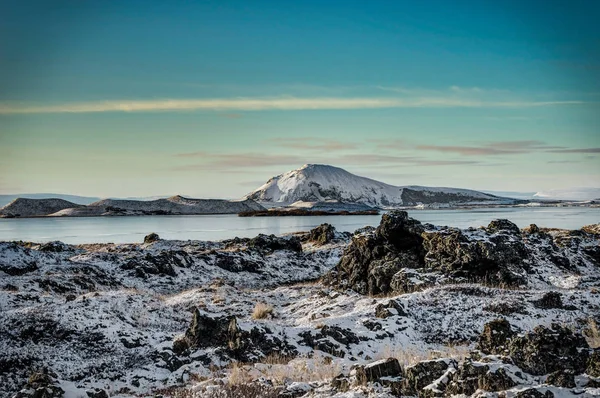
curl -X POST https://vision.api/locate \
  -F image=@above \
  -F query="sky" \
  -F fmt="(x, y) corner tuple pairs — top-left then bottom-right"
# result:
(1, 0), (599, 198)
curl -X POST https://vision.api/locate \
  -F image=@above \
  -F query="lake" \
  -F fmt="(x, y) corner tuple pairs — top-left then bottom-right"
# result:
(0, 207), (597, 244)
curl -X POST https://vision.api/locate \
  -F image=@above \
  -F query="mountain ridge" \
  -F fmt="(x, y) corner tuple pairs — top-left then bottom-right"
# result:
(0, 195), (265, 218)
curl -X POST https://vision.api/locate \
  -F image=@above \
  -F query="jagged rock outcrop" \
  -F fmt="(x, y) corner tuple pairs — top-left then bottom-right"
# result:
(477, 318), (515, 355)
(247, 234), (302, 253)
(143, 233), (160, 244)
(508, 323), (590, 375)
(331, 211), (424, 295)
(13, 370), (64, 398)
(304, 223), (336, 245)
(175, 309), (296, 362)
(330, 211), (533, 295)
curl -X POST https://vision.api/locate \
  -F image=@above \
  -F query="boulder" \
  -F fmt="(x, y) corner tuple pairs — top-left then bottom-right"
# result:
(402, 358), (457, 395)
(305, 224), (336, 245)
(143, 233), (160, 244)
(546, 369), (575, 388)
(376, 211), (425, 251)
(332, 211), (425, 295)
(331, 212), (531, 296)
(14, 370), (64, 398)
(422, 227), (527, 286)
(330, 373), (351, 392)
(532, 292), (563, 309)
(121, 250), (191, 277)
(248, 234), (302, 253)
(508, 323), (589, 375)
(375, 300), (407, 319)
(355, 357), (402, 385)
(180, 308), (296, 362)
(183, 309), (239, 350)
(487, 219), (521, 235)
(587, 349), (600, 377)
(516, 389), (555, 398)
(477, 318), (514, 355)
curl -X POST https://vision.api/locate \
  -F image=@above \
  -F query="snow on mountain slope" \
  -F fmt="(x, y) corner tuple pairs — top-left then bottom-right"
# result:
(245, 164), (511, 207)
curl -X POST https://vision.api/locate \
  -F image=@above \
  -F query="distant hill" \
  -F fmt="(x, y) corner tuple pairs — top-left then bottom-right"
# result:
(0, 195), (265, 218)
(0, 194), (100, 207)
(245, 164), (517, 208)
(0, 198), (84, 218)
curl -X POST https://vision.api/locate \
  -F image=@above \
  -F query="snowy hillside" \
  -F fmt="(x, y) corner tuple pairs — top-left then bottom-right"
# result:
(245, 164), (514, 207)
(1, 213), (599, 397)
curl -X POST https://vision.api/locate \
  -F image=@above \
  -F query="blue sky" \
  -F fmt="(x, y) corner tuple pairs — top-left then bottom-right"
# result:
(1, 0), (598, 198)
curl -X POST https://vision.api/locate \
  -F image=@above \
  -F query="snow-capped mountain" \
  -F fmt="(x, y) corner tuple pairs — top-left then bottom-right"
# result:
(245, 164), (514, 207)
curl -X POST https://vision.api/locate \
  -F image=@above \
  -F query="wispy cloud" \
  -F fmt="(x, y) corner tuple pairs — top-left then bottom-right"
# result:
(174, 151), (307, 170)
(269, 137), (358, 151)
(0, 96), (589, 114)
(547, 147), (600, 154)
(416, 140), (568, 156)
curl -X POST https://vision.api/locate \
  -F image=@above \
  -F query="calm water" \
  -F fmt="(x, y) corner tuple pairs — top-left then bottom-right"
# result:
(0, 207), (597, 244)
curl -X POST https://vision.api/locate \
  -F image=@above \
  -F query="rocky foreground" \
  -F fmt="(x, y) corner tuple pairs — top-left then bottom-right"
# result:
(0, 212), (599, 398)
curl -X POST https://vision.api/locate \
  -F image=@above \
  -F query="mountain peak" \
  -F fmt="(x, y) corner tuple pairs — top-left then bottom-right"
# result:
(245, 165), (511, 207)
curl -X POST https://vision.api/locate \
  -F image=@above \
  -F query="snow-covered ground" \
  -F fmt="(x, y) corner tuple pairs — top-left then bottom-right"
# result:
(1, 214), (599, 398)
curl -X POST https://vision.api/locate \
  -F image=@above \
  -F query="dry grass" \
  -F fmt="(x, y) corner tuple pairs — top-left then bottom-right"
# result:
(252, 351), (343, 384)
(251, 302), (274, 320)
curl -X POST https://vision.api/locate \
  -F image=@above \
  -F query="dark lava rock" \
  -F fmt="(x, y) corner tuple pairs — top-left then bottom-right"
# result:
(508, 323), (589, 375)
(446, 360), (516, 395)
(180, 308), (295, 362)
(331, 373), (351, 392)
(298, 325), (360, 358)
(331, 211), (531, 295)
(446, 361), (487, 396)
(516, 389), (555, 398)
(532, 291), (563, 309)
(298, 331), (345, 358)
(376, 211), (425, 251)
(422, 226), (527, 286)
(86, 388), (109, 398)
(546, 369), (575, 388)
(523, 224), (541, 234)
(587, 350), (600, 377)
(121, 250), (191, 277)
(487, 219), (521, 235)
(305, 223), (336, 245)
(479, 367), (517, 391)
(14, 370), (64, 398)
(143, 233), (160, 244)
(183, 309), (239, 350)
(375, 300), (407, 318)
(402, 359), (456, 395)
(332, 211), (425, 295)
(477, 318), (515, 355)
(355, 358), (402, 392)
(38, 241), (70, 253)
(248, 234), (302, 253)
(214, 253), (260, 273)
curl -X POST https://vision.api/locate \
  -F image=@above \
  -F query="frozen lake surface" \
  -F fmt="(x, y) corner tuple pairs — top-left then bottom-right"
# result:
(0, 207), (597, 244)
